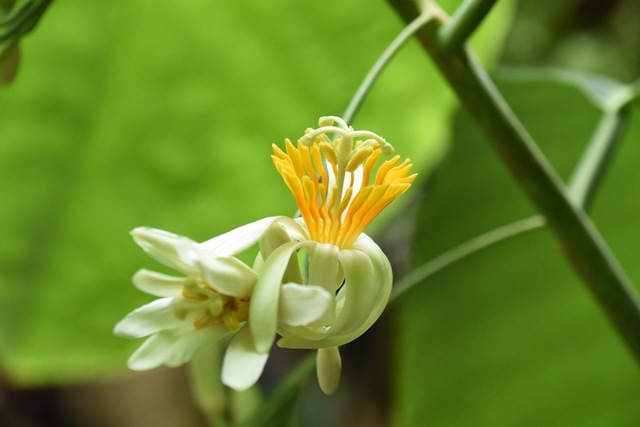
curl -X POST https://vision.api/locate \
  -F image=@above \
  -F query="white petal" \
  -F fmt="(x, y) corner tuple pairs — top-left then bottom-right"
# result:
(317, 347), (341, 395)
(132, 269), (185, 297)
(249, 241), (305, 353)
(278, 235), (392, 349)
(258, 222), (293, 259)
(200, 217), (282, 257)
(283, 217), (310, 241)
(252, 251), (264, 272)
(277, 323), (328, 342)
(326, 249), (375, 337)
(197, 256), (257, 298)
(279, 283), (332, 327)
(278, 249), (375, 348)
(308, 243), (341, 294)
(131, 227), (198, 274)
(221, 325), (269, 391)
(127, 331), (176, 370)
(165, 325), (228, 367)
(200, 216), (309, 257)
(258, 224), (302, 283)
(113, 297), (183, 338)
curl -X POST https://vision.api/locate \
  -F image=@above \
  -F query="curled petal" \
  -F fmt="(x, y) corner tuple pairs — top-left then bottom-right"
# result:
(326, 249), (375, 337)
(126, 325), (227, 370)
(197, 256), (257, 298)
(249, 241), (306, 353)
(278, 233), (391, 349)
(128, 331), (176, 370)
(114, 298), (183, 339)
(283, 217), (311, 242)
(131, 227), (198, 274)
(259, 222), (293, 259)
(279, 283), (332, 327)
(132, 269), (185, 297)
(277, 322), (329, 342)
(200, 216), (304, 257)
(165, 325), (228, 367)
(308, 243), (341, 294)
(258, 222), (302, 283)
(252, 251), (264, 272)
(221, 324), (269, 391)
(317, 347), (341, 395)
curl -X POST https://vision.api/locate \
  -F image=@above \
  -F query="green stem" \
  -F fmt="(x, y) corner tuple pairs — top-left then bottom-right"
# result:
(387, 0), (640, 363)
(0, 0), (33, 26)
(343, 12), (432, 124)
(237, 354), (316, 427)
(569, 109), (629, 210)
(189, 342), (228, 427)
(437, 0), (498, 52)
(0, 0), (51, 42)
(389, 216), (545, 303)
(393, 105), (630, 301)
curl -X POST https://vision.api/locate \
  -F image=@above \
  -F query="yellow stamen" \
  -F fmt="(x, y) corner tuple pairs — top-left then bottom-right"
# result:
(285, 139), (305, 177)
(273, 119), (416, 249)
(182, 287), (208, 301)
(346, 146), (373, 172)
(319, 141), (338, 166)
(182, 281), (250, 331)
(223, 307), (240, 332)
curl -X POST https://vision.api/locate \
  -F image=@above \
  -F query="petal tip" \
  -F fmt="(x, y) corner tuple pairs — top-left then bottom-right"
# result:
(317, 347), (341, 395)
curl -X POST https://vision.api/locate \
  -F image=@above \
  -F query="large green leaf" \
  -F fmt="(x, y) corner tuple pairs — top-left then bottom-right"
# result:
(0, 0), (514, 386)
(396, 77), (640, 426)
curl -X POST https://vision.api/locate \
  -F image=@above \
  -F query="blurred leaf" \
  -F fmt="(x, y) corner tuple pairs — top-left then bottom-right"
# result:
(0, 42), (18, 83)
(1, 0), (53, 83)
(396, 78), (640, 426)
(498, 66), (638, 111)
(189, 342), (228, 425)
(239, 355), (315, 427)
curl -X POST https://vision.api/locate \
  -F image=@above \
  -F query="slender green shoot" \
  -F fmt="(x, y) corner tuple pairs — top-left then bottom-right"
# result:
(390, 216), (545, 303)
(569, 109), (629, 210)
(343, 11), (433, 124)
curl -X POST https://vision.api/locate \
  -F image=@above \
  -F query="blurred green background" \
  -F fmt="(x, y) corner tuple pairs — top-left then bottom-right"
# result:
(1, 0), (639, 426)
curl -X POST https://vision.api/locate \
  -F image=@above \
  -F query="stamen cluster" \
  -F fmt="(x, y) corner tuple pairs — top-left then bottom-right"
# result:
(272, 116), (416, 249)
(179, 281), (249, 332)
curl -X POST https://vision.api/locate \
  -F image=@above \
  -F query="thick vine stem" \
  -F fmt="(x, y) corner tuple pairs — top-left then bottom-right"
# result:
(437, 0), (498, 52)
(387, 0), (640, 363)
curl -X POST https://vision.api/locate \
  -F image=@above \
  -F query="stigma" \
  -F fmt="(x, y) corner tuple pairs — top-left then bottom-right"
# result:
(272, 116), (417, 249)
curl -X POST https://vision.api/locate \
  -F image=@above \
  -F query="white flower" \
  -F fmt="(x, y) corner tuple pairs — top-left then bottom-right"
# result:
(114, 219), (333, 391)
(265, 116), (417, 394)
(115, 116), (416, 395)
